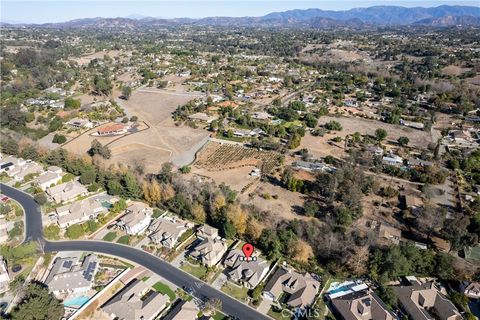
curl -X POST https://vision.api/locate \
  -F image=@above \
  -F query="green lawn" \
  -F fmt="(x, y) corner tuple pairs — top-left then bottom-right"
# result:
(220, 281), (249, 301)
(152, 281), (176, 301)
(180, 262), (208, 279)
(142, 276), (150, 282)
(212, 312), (227, 320)
(268, 306), (288, 320)
(102, 231), (117, 242)
(116, 235), (130, 245)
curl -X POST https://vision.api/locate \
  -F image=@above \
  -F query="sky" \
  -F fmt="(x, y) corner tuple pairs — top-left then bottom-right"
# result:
(2, 0), (479, 24)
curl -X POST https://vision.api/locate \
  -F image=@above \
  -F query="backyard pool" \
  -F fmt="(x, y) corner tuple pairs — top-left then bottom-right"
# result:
(63, 295), (90, 308)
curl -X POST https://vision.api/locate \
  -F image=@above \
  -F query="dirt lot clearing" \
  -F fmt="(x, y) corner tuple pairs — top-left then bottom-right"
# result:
(317, 116), (434, 149)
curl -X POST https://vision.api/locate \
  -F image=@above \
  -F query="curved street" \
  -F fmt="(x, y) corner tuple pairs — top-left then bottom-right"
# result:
(0, 183), (271, 320)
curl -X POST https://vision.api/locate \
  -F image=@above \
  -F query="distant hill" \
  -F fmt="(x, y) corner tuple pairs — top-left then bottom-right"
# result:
(413, 15), (480, 26)
(3, 5), (480, 29)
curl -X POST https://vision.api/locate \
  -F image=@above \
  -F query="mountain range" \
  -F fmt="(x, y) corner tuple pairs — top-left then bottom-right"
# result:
(2, 5), (480, 28)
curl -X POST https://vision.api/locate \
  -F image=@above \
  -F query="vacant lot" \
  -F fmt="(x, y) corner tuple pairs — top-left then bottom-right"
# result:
(317, 116), (434, 149)
(238, 181), (311, 223)
(71, 49), (130, 66)
(104, 86), (209, 172)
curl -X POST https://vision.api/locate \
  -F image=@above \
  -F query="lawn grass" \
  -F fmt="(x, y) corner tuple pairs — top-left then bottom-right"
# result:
(268, 306), (288, 320)
(220, 281), (249, 301)
(102, 231), (117, 242)
(116, 235), (130, 245)
(142, 276), (150, 282)
(180, 262), (208, 279)
(212, 312), (227, 320)
(152, 281), (176, 301)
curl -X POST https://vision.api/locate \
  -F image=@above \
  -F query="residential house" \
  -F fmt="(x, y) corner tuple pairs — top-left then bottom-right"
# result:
(408, 158), (433, 168)
(293, 161), (333, 173)
(403, 194), (423, 215)
(117, 202), (152, 235)
(401, 120), (425, 130)
(187, 112), (218, 124)
(263, 266), (320, 309)
(101, 279), (169, 320)
(197, 224), (219, 240)
(56, 197), (106, 228)
(461, 281), (480, 299)
(251, 112), (273, 121)
(0, 256), (10, 294)
(331, 289), (398, 320)
(224, 249), (270, 289)
(378, 224), (402, 245)
(0, 217), (9, 243)
(66, 118), (94, 129)
(163, 299), (199, 320)
(47, 180), (88, 203)
(45, 254), (98, 297)
(382, 154), (404, 166)
(6, 160), (43, 182)
(36, 166), (63, 190)
(392, 279), (462, 320)
(189, 237), (227, 267)
(95, 123), (129, 136)
(148, 216), (191, 249)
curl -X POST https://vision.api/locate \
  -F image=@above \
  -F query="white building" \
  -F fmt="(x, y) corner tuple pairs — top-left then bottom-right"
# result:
(36, 166), (64, 190)
(116, 202), (153, 235)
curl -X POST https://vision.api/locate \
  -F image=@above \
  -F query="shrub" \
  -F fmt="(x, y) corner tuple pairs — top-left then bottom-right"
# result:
(52, 134), (67, 144)
(324, 120), (342, 131)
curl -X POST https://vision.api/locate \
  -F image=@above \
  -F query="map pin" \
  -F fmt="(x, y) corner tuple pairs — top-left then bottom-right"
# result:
(242, 243), (254, 261)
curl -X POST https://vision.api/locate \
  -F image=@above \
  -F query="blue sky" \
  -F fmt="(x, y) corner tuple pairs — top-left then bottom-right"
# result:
(2, 0), (479, 23)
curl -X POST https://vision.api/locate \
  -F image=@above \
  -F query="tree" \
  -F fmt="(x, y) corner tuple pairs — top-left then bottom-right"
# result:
(64, 98), (81, 109)
(143, 181), (161, 205)
(179, 166), (191, 174)
(10, 283), (64, 320)
(122, 86), (132, 100)
(80, 168), (96, 185)
(324, 121), (342, 131)
(375, 128), (388, 141)
(226, 204), (247, 235)
(293, 239), (313, 263)
(397, 136), (409, 146)
(191, 203), (206, 223)
(89, 139), (111, 159)
(52, 134), (66, 144)
(33, 193), (47, 205)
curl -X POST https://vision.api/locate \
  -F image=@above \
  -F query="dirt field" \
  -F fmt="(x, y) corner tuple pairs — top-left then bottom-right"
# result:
(191, 166), (258, 192)
(441, 65), (471, 76)
(71, 50), (130, 66)
(238, 182), (312, 223)
(316, 116), (434, 149)
(104, 85), (209, 172)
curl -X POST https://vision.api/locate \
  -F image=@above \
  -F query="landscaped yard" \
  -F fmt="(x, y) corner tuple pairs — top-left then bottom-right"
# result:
(102, 231), (117, 242)
(180, 262), (208, 279)
(220, 281), (249, 301)
(268, 306), (288, 320)
(116, 235), (130, 245)
(152, 281), (176, 301)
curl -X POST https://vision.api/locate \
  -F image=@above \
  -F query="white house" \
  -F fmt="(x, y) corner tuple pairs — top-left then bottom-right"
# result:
(116, 202), (153, 235)
(36, 166), (64, 190)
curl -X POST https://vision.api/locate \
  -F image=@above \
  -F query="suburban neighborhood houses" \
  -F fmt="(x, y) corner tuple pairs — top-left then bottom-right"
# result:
(1, 2), (480, 319)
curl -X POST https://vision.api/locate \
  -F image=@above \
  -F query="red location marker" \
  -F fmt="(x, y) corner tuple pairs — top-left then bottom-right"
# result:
(242, 243), (254, 261)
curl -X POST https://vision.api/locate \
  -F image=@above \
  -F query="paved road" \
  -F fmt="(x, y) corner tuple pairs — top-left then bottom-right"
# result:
(0, 183), (270, 320)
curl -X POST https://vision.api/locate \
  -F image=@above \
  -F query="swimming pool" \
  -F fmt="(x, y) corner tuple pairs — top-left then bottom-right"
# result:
(63, 295), (90, 308)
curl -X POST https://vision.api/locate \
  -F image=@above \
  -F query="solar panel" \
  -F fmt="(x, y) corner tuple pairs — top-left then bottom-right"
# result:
(63, 260), (73, 268)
